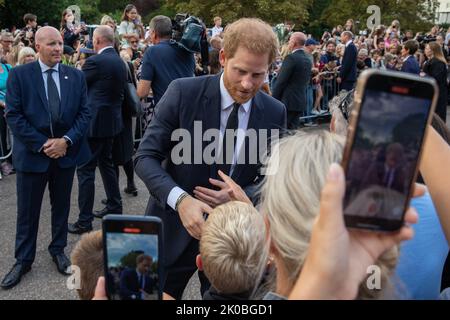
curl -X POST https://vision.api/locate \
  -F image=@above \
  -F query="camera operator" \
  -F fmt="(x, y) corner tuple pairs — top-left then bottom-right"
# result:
(136, 15), (195, 104)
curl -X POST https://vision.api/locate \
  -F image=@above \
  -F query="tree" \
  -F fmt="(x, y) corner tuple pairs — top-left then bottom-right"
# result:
(320, 0), (439, 33)
(166, 0), (312, 26)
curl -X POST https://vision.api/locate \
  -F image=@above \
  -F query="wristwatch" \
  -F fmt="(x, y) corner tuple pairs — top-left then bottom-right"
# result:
(63, 136), (72, 147)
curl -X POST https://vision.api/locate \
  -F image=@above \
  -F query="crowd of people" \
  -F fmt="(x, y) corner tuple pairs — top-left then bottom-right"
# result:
(0, 4), (450, 301)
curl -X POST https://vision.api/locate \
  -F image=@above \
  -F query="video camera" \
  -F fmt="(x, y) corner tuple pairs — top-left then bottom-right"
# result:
(171, 13), (209, 74)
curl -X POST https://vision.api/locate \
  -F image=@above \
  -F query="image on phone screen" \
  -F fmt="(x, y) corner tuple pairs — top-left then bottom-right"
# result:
(105, 227), (160, 300)
(344, 86), (433, 229)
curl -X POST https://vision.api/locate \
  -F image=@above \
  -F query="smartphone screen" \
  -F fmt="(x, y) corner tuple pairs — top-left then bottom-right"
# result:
(342, 70), (436, 231)
(103, 215), (163, 300)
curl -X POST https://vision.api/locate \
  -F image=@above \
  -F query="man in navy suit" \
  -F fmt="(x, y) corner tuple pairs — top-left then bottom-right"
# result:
(69, 26), (127, 235)
(1, 27), (90, 289)
(400, 40), (420, 75)
(337, 31), (358, 91)
(135, 18), (286, 300)
(119, 254), (155, 300)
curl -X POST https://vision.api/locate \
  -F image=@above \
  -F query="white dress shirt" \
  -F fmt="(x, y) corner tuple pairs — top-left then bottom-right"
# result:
(167, 74), (253, 211)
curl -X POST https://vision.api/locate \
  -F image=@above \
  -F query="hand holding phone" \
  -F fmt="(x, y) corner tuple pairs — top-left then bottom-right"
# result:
(103, 215), (164, 300)
(341, 69), (437, 231)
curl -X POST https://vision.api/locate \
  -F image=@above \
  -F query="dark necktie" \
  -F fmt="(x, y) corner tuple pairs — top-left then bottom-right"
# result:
(218, 102), (240, 175)
(45, 69), (60, 125)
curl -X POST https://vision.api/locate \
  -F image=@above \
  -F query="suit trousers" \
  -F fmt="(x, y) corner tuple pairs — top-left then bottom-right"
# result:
(15, 161), (75, 264)
(77, 137), (122, 227)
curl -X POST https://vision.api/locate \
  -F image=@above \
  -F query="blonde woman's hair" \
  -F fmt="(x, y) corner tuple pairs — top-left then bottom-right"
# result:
(200, 201), (269, 297)
(427, 42), (447, 64)
(223, 18), (278, 65)
(100, 15), (115, 26)
(261, 130), (398, 299)
(17, 46), (36, 65)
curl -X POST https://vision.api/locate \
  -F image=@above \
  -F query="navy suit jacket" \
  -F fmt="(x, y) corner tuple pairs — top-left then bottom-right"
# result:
(272, 49), (312, 112)
(401, 56), (420, 75)
(5, 61), (91, 173)
(82, 47), (127, 138)
(339, 42), (358, 83)
(134, 74), (286, 266)
(119, 269), (154, 300)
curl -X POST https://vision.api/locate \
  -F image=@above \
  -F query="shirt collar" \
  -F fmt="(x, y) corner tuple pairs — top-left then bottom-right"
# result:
(219, 73), (252, 113)
(38, 59), (59, 74)
(292, 48), (304, 54)
(403, 55), (412, 62)
(98, 46), (114, 55)
(345, 40), (353, 47)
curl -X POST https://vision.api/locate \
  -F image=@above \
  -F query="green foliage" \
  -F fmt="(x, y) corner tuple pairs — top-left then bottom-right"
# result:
(320, 0), (439, 33)
(119, 250), (144, 269)
(166, 0), (312, 26)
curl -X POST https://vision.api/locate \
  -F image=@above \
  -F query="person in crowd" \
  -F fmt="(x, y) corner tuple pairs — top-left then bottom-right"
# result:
(272, 32), (311, 129)
(304, 38), (318, 57)
(0, 57), (12, 177)
(125, 33), (142, 70)
(17, 46), (36, 65)
(71, 230), (104, 300)
(198, 201), (269, 300)
(211, 16), (223, 38)
(118, 4), (145, 45)
(69, 26), (126, 235)
(400, 40), (420, 75)
(119, 254), (155, 300)
(337, 31), (357, 91)
(110, 58), (139, 198)
(358, 48), (372, 68)
(0, 26), (90, 289)
(329, 93), (450, 299)
(344, 19), (356, 34)
(136, 15), (195, 105)
(134, 18), (286, 300)
(320, 40), (338, 65)
(423, 42), (448, 123)
(100, 15), (121, 53)
(372, 25), (385, 50)
(259, 131), (399, 300)
(383, 53), (398, 71)
(0, 32), (14, 59)
(60, 9), (85, 49)
(208, 49), (221, 75)
(209, 36), (223, 51)
(15, 13), (38, 48)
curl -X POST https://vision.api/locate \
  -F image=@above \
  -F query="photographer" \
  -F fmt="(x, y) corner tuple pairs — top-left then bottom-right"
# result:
(136, 15), (195, 104)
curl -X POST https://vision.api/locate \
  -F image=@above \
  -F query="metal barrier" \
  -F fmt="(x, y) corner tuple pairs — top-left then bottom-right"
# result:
(0, 116), (12, 161)
(299, 72), (340, 121)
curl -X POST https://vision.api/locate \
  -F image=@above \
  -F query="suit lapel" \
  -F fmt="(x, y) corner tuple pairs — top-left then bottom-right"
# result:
(202, 74), (222, 180)
(32, 61), (49, 113)
(58, 64), (70, 118)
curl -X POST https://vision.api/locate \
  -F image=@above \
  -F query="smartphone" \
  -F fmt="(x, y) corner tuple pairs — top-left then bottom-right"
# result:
(341, 69), (437, 231)
(103, 215), (164, 300)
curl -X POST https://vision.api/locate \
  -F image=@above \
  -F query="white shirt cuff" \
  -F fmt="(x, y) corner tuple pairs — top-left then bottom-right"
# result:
(167, 186), (186, 211)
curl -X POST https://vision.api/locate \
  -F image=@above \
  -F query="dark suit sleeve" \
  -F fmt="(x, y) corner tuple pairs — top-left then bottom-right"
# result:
(272, 55), (295, 100)
(339, 45), (356, 79)
(64, 72), (90, 145)
(119, 270), (140, 299)
(4, 69), (48, 153)
(81, 57), (97, 86)
(134, 80), (183, 207)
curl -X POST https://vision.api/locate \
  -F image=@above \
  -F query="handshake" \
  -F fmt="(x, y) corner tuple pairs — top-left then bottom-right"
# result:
(43, 138), (68, 159)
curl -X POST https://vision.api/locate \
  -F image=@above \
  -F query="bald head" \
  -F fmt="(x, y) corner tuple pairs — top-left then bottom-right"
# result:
(93, 26), (114, 52)
(35, 26), (62, 45)
(289, 32), (306, 50)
